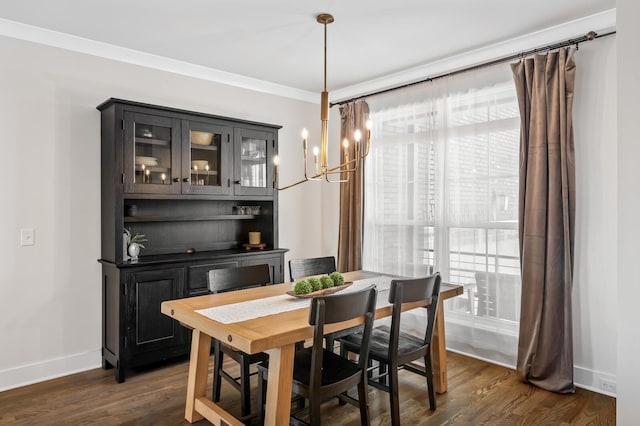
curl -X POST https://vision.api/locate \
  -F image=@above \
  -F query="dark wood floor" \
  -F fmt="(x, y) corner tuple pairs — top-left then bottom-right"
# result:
(0, 352), (615, 425)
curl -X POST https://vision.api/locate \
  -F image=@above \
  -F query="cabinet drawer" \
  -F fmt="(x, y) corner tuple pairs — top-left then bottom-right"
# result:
(187, 261), (240, 294)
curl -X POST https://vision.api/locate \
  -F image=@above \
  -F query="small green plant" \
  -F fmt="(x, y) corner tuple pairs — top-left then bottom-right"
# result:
(308, 277), (323, 292)
(124, 228), (148, 248)
(329, 272), (345, 286)
(294, 280), (312, 295)
(320, 275), (335, 289)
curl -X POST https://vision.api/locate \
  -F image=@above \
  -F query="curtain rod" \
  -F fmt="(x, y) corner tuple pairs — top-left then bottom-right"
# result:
(331, 30), (616, 107)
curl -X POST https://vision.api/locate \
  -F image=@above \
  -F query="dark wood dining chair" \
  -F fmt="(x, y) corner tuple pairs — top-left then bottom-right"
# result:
(289, 256), (336, 281)
(257, 285), (378, 426)
(338, 273), (441, 426)
(207, 263), (272, 424)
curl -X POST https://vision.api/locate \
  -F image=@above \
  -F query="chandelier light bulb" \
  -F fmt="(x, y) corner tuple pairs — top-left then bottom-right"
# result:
(313, 146), (319, 156)
(366, 120), (372, 130)
(273, 155), (280, 166)
(354, 129), (362, 142)
(302, 128), (309, 140)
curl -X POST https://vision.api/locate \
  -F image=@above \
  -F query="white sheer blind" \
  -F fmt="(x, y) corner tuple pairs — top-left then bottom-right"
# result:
(363, 65), (521, 366)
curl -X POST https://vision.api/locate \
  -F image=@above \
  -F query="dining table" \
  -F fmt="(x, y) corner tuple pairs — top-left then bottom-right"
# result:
(161, 270), (463, 426)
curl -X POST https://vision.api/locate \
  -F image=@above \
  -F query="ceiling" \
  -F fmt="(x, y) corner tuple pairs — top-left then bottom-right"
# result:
(0, 0), (616, 99)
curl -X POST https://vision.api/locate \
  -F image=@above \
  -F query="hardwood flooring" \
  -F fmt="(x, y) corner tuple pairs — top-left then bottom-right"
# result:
(0, 352), (615, 425)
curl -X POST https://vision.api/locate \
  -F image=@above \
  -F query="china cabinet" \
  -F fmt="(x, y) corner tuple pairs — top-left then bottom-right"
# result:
(97, 98), (286, 382)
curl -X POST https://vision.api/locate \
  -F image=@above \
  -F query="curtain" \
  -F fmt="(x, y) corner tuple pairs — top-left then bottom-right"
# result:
(337, 101), (370, 272)
(511, 48), (576, 393)
(364, 65), (522, 366)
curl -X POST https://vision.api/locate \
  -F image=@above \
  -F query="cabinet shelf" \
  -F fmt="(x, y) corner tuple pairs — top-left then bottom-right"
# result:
(135, 137), (171, 146)
(135, 166), (171, 173)
(189, 170), (218, 175)
(241, 156), (266, 163)
(124, 214), (264, 223)
(191, 144), (218, 151)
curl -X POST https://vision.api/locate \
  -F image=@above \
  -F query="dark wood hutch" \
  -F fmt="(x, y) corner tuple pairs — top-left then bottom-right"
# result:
(97, 98), (287, 382)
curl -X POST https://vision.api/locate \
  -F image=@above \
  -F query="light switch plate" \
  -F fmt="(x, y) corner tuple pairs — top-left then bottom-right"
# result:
(21, 228), (35, 246)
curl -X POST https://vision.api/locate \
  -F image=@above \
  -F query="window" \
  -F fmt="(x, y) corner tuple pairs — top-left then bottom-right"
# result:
(363, 65), (521, 366)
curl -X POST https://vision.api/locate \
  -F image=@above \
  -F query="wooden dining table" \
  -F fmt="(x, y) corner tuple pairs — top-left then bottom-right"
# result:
(161, 270), (463, 426)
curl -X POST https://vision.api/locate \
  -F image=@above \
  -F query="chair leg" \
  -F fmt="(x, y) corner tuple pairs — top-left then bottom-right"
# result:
(325, 333), (335, 353)
(257, 368), (266, 424)
(425, 354), (436, 410)
(308, 394), (322, 426)
(379, 361), (388, 385)
(388, 364), (401, 426)
(338, 345), (350, 406)
(240, 358), (251, 418)
(358, 379), (370, 426)
(212, 341), (223, 402)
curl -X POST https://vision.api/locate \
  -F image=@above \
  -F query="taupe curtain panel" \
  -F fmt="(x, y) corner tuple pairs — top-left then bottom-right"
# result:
(511, 48), (576, 394)
(337, 101), (369, 273)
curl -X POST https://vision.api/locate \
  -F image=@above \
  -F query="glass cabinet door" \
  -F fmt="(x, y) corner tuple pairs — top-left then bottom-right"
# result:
(234, 128), (274, 196)
(123, 112), (181, 194)
(181, 120), (233, 195)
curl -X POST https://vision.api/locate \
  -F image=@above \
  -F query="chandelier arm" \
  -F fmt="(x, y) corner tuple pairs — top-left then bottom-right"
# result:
(274, 176), (310, 191)
(325, 174), (349, 183)
(325, 169), (356, 176)
(304, 167), (324, 181)
(326, 158), (358, 173)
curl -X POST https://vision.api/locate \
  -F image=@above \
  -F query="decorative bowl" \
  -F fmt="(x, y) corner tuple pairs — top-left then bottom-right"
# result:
(191, 131), (213, 146)
(286, 282), (353, 298)
(191, 160), (209, 170)
(135, 156), (158, 166)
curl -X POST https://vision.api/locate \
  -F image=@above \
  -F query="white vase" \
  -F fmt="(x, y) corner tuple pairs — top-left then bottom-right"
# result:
(128, 243), (141, 260)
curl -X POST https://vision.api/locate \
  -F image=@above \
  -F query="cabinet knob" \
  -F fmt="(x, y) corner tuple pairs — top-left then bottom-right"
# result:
(183, 178), (190, 183)
(234, 180), (241, 185)
(173, 178), (180, 183)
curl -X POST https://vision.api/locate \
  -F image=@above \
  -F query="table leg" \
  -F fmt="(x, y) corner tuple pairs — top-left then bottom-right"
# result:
(432, 299), (448, 394)
(185, 329), (211, 423)
(264, 343), (296, 426)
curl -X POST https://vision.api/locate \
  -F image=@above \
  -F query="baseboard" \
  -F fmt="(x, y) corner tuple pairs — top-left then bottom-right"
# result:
(574, 365), (617, 397)
(0, 350), (102, 392)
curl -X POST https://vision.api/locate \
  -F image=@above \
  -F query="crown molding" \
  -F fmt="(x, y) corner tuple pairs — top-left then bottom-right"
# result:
(0, 9), (616, 105)
(0, 17), (318, 104)
(331, 8), (617, 103)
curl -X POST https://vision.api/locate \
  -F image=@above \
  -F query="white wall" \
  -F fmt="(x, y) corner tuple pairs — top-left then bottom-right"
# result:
(0, 22), (625, 400)
(616, 0), (640, 423)
(572, 36), (618, 394)
(0, 35), (327, 390)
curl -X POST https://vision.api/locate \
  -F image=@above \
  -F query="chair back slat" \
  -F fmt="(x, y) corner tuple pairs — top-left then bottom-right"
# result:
(309, 286), (375, 325)
(289, 256), (336, 281)
(207, 264), (272, 294)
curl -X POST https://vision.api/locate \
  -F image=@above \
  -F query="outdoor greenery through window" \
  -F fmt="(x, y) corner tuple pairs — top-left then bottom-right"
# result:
(363, 65), (522, 366)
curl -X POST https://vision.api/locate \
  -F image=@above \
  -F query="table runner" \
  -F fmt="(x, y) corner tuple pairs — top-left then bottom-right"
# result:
(195, 275), (392, 324)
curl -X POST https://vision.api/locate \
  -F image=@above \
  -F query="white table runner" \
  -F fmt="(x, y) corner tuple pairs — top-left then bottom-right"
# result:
(195, 275), (392, 324)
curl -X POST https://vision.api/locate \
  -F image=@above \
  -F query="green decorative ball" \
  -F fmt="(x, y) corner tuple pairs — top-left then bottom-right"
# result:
(294, 280), (312, 295)
(329, 272), (345, 285)
(308, 277), (323, 292)
(320, 275), (335, 289)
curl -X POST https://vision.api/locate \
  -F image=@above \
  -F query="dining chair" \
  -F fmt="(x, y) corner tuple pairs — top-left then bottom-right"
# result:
(207, 263), (272, 423)
(338, 273), (441, 426)
(289, 256), (341, 351)
(289, 256), (336, 281)
(257, 285), (378, 426)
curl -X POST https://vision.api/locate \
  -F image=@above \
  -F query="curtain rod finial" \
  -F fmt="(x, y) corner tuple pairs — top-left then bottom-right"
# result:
(586, 31), (597, 41)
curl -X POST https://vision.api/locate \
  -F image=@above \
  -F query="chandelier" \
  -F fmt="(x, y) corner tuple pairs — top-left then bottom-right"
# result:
(273, 13), (371, 190)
